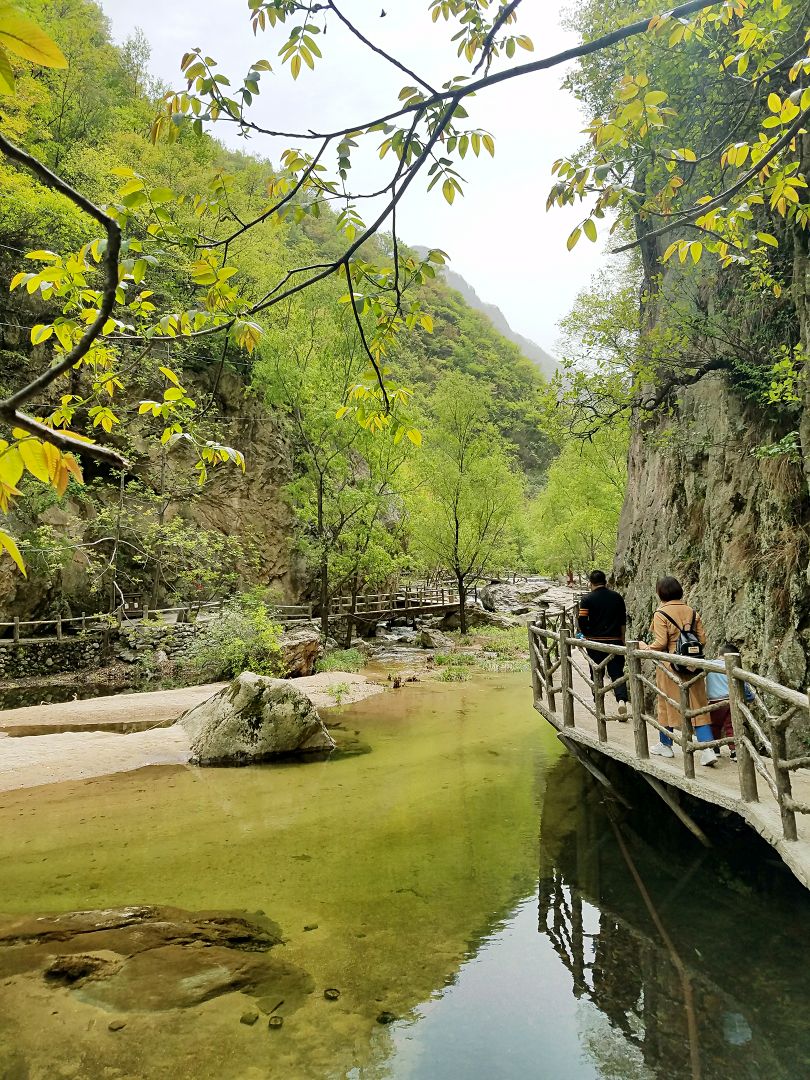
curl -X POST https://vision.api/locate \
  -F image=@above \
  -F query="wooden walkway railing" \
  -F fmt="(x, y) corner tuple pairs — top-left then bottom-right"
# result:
(0, 582), (463, 644)
(528, 605), (810, 887)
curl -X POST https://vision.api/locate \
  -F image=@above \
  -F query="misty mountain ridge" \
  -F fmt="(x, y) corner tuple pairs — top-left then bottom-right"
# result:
(413, 247), (557, 378)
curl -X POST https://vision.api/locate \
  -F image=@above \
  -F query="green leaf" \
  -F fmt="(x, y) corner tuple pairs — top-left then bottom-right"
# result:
(19, 438), (50, 483)
(583, 218), (597, 243)
(767, 92), (781, 113)
(0, 43), (13, 93)
(406, 428), (422, 446)
(0, 529), (25, 576)
(757, 232), (779, 247)
(0, 3), (67, 67)
(119, 178), (145, 197)
(159, 366), (182, 386)
(644, 90), (667, 106)
(567, 226), (582, 251)
(0, 445), (24, 487)
(30, 324), (53, 345)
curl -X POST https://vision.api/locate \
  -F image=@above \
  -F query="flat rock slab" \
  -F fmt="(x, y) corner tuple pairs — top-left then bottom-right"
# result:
(0, 673), (385, 792)
(0, 683), (226, 735)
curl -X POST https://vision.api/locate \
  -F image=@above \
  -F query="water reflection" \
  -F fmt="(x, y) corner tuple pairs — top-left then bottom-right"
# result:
(537, 756), (810, 1080)
(0, 675), (808, 1079)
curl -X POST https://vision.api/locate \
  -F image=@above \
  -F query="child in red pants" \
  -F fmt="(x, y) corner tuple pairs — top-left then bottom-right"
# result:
(706, 643), (755, 760)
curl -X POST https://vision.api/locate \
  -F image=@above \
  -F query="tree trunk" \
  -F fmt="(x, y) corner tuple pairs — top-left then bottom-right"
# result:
(344, 572), (359, 648)
(317, 475), (329, 639)
(457, 574), (468, 635)
(320, 559), (330, 640)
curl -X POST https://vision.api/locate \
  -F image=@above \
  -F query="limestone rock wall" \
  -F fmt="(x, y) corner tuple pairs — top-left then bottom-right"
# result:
(615, 374), (809, 686)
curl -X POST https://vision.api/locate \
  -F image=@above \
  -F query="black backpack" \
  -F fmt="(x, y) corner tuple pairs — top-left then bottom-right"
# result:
(659, 609), (704, 676)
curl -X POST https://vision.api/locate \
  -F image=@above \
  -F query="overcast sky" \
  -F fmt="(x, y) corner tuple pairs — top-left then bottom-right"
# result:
(99, 0), (605, 353)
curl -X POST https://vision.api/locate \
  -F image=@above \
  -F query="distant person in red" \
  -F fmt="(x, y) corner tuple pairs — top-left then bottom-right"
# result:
(577, 569), (628, 719)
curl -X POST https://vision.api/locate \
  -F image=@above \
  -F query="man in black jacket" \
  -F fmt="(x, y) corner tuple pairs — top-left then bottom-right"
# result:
(578, 569), (628, 718)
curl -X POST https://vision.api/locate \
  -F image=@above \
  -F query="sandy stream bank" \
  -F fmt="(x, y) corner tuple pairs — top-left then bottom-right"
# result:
(0, 672), (384, 794)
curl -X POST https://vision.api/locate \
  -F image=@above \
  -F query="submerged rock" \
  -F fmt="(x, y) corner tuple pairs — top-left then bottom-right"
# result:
(279, 626), (323, 677)
(180, 672), (336, 766)
(0, 906), (314, 1018)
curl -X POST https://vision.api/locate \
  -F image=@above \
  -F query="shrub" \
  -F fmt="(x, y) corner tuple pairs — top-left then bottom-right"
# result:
(433, 652), (477, 667)
(316, 648), (364, 674)
(438, 664), (471, 682)
(451, 625), (529, 660)
(181, 598), (285, 681)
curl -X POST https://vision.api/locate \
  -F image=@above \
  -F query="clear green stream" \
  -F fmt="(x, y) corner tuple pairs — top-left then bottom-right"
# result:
(0, 672), (808, 1079)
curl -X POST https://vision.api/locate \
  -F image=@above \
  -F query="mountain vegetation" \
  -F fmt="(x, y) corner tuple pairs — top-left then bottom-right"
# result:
(2, 0), (807, 652)
(0, 0), (558, 624)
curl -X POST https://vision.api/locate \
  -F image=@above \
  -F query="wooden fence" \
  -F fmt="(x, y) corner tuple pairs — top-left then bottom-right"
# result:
(529, 606), (810, 845)
(0, 581), (464, 643)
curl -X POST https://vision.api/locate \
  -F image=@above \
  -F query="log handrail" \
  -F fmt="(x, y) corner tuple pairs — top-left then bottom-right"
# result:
(529, 613), (810, 843)
(0, 583), (466, 640)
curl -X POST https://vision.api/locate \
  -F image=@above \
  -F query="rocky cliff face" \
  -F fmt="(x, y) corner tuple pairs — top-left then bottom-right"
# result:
(615, 374), (809, 685)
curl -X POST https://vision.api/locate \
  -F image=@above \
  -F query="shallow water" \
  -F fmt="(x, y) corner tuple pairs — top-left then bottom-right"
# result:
(0, 672), (808, 1079)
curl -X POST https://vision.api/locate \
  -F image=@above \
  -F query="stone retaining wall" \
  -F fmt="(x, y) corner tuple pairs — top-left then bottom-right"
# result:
(0, 637), (105, 680)
(0, 619), (322, 679)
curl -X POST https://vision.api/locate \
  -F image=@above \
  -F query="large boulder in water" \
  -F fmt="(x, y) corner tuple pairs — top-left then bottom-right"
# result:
(279, 625), (322, 677)
(479, 581), (549, 614)
(180, 672), (335, 765)
(439, 605), (518, 631)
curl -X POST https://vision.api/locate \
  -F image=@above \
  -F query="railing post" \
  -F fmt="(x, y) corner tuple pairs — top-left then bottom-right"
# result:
(771, 716), (798, 841)
(593, 655), (607, 743)
(680, 680), (695, 780)
(540, 628), (556, 712)
(56, 615), (63, 641)
(725, 653), (758, 803)
(81, 611), (87, 633)
(626, 642), (649, 759)
(559, 629), (575, 728)
(528, 625), (543, 705)
(13, 616), (19, 643)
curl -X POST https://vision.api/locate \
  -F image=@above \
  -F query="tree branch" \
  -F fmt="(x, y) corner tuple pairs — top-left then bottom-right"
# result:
(472, 0), (523, 76)
(613, 105), (810, 254)
(326, 1), (437, 95)
(202, 0), (722, 143)
(0, 132), (127, 468)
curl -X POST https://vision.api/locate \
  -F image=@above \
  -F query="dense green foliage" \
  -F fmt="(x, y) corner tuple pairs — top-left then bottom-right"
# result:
(409, 373), (525, 631)
(530, 425), (628, 575)
(179, 596), (285, 680)
(553, 0), (808, 439)
(0, 0), (557, 613)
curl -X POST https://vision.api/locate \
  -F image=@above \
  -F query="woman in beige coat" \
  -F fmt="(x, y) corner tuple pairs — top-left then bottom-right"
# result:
(641, 576), (717, 767)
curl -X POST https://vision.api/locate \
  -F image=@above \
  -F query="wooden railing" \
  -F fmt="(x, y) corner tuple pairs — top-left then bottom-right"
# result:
(330, 585), (459, 617)
(529, 609), (810, 844)
(0, 583), (464, 643)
